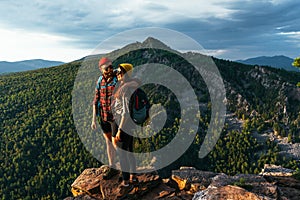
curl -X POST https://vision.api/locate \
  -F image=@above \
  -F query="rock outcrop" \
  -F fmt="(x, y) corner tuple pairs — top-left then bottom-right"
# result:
(65, 165), (300, 200)
(259, 164), (295, 176)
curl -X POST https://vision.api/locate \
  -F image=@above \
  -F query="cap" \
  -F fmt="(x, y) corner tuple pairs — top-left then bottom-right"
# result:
(99, 57), (112, 69)
(119, 63), (133, 77)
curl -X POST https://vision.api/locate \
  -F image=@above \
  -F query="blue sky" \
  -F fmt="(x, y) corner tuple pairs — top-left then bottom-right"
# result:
(0, 0), (299, 62)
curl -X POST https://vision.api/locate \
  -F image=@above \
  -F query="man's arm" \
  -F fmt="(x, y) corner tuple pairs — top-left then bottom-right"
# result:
(91, 104), (97, 130)
(91, 86), (100, 130)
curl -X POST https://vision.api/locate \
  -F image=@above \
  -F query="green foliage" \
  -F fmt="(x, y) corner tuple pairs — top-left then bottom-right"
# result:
(292, 57), (300, 68)
(208, 129), (261, 175)
(292, 169), (300, 180)
(1, 48), (300, 199)
(0, 62), (101, 199)
(256, 139), (280, 169)
(232, 178), (253, 190)
(292, 57), (300, 86)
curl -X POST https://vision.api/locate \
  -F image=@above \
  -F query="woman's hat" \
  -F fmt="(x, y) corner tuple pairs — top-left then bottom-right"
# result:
(119, 63), (133, 77)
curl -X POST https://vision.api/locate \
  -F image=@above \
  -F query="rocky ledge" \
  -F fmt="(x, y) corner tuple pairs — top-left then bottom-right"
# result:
(65, 164), (300, 200)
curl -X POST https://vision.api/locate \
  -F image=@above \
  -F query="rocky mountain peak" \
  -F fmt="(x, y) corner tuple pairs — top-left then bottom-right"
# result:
(65, 165), (300, 200)
(141, 37), (172, 50)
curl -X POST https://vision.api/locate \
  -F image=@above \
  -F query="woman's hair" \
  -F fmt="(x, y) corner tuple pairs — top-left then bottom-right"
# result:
(113, 83), (124, 99)
(113, 66), (128, 99)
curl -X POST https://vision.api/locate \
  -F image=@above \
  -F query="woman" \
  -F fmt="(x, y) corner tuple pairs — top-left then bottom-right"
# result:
(112, 63), (139, 196)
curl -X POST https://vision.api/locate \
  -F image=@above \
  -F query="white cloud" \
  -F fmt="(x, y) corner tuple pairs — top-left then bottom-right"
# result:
(103, 0), (238, 27)
(0, 0), (299, 61)
(278, 32), (300, 48)
(278, 31), (300, 39)
(0, 0), (239, 30)
(269, 0), (291, 5)
(0, 27), (91, 62)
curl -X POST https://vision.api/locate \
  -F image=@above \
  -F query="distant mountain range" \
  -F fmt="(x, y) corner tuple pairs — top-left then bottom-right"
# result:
(1, 53), (298, 75)
(236, 55), (299, 72)
(0, 59), (64, 74)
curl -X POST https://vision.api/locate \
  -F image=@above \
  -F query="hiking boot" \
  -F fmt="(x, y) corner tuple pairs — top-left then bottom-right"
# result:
(116, 184), (134, 198)
(118, 176), (123, 182)
(103, 167), (119, 180)
(129, 175), (138, 184)
(130, 177), (138, 184)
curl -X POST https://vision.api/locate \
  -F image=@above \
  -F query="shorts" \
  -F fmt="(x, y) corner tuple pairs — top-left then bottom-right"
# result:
(118, 129), (134, 151)
(98, 117), (116, 134)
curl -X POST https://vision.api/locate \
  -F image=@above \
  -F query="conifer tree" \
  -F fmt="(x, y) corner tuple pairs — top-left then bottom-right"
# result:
(292, 57), (300, 87)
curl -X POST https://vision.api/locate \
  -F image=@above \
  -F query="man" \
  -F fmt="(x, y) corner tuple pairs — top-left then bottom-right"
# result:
(91, 57), (118, 178)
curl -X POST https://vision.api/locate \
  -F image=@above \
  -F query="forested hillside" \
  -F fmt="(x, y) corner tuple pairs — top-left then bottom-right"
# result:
(1, 44), (300, 199)
(0, 63), (100, 199)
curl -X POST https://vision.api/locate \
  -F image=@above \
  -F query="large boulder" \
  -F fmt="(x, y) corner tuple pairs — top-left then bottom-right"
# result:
(66, 165), (300, 200)
(193, 185), (263, 200)
(69, 166), (163, 199)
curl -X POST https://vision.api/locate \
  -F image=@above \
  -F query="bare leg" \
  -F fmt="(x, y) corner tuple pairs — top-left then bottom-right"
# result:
(128, 136), (137, 181)
(103, 132), (116, 167)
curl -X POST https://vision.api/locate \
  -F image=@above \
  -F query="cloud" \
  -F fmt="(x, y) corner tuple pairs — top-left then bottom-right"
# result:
(0, 27), (89, 62)
(168, 0), (300, 59)
(0, 1), (238, 39)
(0, 0), (299, 61)
(277, 31), (300, 47)
(0, 1), (234, 56)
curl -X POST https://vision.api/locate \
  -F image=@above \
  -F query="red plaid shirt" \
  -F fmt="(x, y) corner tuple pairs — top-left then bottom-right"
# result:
(93, 75), (118, 122)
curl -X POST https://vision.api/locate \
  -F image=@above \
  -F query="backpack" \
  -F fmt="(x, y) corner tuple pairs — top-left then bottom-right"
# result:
(129, 88), (150, 125)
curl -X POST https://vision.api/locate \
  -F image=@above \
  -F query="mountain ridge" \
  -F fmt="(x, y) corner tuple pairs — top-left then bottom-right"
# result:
(0, 59), (64, 74)
(236, 55), (299, 72)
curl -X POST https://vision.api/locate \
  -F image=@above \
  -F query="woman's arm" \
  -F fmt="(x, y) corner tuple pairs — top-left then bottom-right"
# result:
(115, 91), (131, 141)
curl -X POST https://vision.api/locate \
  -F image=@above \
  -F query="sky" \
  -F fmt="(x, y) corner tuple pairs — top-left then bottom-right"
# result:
(0, 0), (299, 62)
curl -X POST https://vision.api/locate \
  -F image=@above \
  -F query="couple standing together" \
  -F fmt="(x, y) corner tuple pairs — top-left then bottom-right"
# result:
(91, 57), (140, 195)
